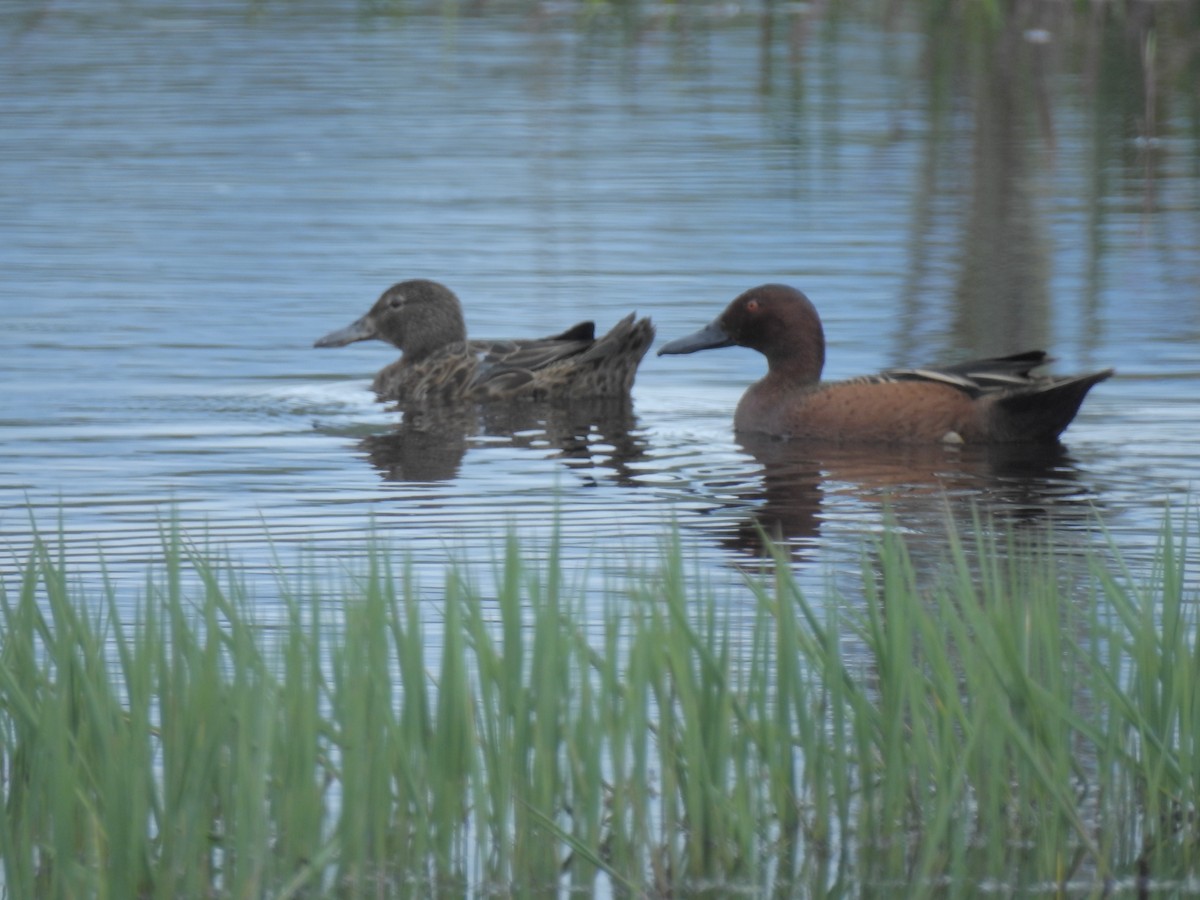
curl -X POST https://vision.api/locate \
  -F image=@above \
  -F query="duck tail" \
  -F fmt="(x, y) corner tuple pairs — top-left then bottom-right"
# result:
(546, 321), (596, 342)
(578, 315), (656, 394)
(993, 369), (1114, 442)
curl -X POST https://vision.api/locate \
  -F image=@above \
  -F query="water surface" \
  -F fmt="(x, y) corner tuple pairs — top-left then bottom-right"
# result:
(3, 0), (1199, 604)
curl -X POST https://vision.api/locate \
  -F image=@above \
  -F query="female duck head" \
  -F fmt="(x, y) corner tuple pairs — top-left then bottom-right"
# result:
(315, 279), (468, 360)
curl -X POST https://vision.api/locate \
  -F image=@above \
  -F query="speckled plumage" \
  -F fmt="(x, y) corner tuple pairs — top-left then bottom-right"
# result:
(316, 280), (655, 406)
(658, 284), (1113, 444)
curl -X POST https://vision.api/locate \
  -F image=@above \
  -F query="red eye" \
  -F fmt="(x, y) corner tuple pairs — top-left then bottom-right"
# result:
(746, 299), (759, 313)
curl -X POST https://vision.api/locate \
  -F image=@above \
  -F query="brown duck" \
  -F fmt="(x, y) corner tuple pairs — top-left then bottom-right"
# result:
(658, 284), (1113, 444)
(316, 279), (655, 406)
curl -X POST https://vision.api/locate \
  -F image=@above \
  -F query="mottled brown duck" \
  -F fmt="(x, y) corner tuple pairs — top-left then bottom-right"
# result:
(316, 279), (654, 406)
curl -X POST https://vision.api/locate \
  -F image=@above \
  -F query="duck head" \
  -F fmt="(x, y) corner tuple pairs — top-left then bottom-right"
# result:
(658, 284), (826, 383)
(315, 279), (468, 360)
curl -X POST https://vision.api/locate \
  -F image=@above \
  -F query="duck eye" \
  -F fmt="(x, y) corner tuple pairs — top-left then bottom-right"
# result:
(746, 299), (760, 313)
(388, 295), (404, 309)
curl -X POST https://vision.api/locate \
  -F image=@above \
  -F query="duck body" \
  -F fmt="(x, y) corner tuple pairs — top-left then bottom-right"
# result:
(659, 284), (1112, 445)
(316, 280), (654, 406)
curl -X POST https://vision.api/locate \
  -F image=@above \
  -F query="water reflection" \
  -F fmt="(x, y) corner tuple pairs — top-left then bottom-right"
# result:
(2, 0), (1198, 602)
(349, 398), (649, 484)
(896, 0), (1197, 367)
(951, 13), (1052, 355)
(355, 410), (473, 483)
(724, 432), (1100, 559)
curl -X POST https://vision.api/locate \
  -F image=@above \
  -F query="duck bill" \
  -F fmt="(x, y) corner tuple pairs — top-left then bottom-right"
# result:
(314, 315), (377, 348)
(657, 320), (734, 356)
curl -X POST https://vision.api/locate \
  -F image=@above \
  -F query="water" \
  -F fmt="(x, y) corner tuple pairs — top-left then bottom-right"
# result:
(2, 0), (1199, 605)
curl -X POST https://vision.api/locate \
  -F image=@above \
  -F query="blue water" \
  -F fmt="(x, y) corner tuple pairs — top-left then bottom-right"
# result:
(2, 0), (1199, 605)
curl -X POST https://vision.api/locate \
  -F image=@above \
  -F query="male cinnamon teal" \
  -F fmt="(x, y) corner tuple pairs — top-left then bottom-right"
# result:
(658, 284), (1113, 444)
(315, 279), (654, 405)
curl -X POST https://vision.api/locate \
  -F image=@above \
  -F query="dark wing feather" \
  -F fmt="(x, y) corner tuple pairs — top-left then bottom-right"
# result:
(469, 336), (595, 395)
(467, 322), (595, 356)
(465, 316), (651, 400)
(878, 350), (1053, 397)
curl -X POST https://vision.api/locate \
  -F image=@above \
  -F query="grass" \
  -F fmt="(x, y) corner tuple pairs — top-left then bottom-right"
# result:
(0, 514), (1198, 897)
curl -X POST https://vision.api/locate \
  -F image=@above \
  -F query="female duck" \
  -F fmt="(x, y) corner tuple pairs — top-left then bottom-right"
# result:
(317, 280), (654, 406)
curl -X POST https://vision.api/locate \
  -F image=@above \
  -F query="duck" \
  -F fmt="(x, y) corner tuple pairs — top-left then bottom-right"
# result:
(657, 284), (1113, 444)
(315, 279), (655, 406)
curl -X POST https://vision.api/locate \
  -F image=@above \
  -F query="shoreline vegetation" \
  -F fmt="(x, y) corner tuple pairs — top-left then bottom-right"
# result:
(1, 514), (1196, 897)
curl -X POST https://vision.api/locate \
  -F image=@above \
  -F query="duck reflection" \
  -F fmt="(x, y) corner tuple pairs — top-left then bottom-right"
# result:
(481, 397), (649, 485)
(357, 408), (475, 483)
(356, 397), (648, 484)
(725, 433), (1100, 559)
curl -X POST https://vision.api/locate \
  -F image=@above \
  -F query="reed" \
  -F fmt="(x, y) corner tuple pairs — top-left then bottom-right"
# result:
(0, 512), (1197, 896)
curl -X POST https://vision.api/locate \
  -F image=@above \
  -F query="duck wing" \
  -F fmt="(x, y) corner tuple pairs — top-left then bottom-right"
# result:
(466, 315), (655, 400)
(878, 350), (1054, 397)
(468, 328), (597, 396)
(877, 350), (1114, 441)
(466, 321), (595, 356)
